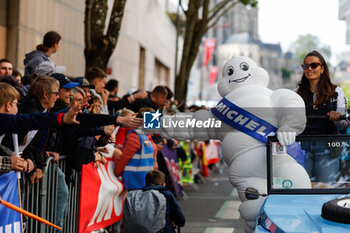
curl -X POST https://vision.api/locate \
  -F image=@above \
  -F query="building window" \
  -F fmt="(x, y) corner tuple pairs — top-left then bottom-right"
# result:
(154, 58), (169, 87)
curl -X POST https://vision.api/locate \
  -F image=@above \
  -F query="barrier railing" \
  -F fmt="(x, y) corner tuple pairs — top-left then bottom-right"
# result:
(22, 156), (80, 233)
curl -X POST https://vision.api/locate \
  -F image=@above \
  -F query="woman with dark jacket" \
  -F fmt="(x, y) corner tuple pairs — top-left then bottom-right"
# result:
(297, 50), (348, 183)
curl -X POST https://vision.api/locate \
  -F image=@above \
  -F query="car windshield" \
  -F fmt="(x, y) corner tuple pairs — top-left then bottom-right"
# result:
(267, 135), (350, 194)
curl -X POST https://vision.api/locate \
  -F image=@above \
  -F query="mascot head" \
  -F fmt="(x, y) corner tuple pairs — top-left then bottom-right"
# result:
(217, 56), (269, 97)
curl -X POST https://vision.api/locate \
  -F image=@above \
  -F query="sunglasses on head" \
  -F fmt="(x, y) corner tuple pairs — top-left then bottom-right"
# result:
(301, 62), (321, 70)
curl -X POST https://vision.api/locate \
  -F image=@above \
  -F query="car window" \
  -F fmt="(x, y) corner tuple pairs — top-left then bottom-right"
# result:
(268, 136), (350, 194)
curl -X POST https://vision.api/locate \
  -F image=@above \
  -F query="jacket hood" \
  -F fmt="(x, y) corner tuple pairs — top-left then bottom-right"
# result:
(24, 50), (48, 66)
(143, 185), (167, 191)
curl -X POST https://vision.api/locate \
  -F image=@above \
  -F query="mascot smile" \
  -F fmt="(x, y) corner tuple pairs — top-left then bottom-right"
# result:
(158, 56), (311, 233)
(229, 74), (250, 83)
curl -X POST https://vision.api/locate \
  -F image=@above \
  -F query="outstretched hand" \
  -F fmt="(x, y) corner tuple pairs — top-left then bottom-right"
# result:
(117, 113), (143, 128)
(63, 102), (81, 125)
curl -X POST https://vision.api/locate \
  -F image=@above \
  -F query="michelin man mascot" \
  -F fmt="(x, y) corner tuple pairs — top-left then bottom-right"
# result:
(159, 56), (311, 232)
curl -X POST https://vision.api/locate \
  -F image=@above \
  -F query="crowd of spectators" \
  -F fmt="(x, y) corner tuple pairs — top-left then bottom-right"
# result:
(0, 30), (218, 233)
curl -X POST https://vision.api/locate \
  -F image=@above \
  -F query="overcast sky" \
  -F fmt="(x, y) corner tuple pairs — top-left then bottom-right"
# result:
(258, 0), (350, 63)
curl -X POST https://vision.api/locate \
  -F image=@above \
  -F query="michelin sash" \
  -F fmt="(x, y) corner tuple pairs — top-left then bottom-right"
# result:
(211, 98), (277, 143)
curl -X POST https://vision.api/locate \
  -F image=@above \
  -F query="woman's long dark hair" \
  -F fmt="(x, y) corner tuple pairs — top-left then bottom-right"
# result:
(297, 50), (335, 106)
(36, 31), (61, 52)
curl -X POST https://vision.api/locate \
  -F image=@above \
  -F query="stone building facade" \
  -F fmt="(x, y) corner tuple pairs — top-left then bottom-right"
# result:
(0, 0), (176, 95)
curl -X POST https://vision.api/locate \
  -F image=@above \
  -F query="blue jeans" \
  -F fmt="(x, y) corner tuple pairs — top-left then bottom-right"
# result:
(56, 167), (68, 232)
(302, 142), (339, 183)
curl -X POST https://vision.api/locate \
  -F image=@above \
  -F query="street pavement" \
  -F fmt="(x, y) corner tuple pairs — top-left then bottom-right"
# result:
(178, 162), (245, 233)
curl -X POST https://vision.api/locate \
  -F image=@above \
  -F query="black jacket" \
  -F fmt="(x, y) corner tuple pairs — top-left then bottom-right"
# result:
(302, 89), (338, 135)
(107, 95), (131, 114)
(11, 95), (50, 171)
(127, 93), (159, 113)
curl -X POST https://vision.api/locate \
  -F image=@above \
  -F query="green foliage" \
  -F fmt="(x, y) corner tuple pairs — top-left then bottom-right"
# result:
(166, 11), (186, 35)
(240, 0), (258, 6)
(281, 67), (291, 80)
(167, 11), (177, 24)
(290, 34), (332, 63)
(175, 0), (259, 100)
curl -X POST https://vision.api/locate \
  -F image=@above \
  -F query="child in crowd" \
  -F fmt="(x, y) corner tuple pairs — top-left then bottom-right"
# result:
(0, 83), (33, 173)
(90, 95), (103, 114)
(143, 170), (185, 233)
(114, 108), (157, 189)
(113, 109), (133, 150)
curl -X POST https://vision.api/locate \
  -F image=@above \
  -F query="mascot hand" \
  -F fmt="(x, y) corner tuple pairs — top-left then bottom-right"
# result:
(277, 125), (296, 146)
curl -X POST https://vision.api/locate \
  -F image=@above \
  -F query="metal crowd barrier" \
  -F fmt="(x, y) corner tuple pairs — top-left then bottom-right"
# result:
(22, 156), (80, 233)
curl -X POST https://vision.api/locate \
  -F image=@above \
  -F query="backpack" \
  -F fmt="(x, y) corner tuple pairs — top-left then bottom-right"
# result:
(123, 189), (166, 233)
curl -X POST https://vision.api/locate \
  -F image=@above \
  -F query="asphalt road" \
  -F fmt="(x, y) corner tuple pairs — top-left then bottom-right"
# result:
(178, 163), (245, 233)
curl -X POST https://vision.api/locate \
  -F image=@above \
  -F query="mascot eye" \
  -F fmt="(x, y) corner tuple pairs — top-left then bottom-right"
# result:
(240, 62), (249, 71)
(226, 66), (234, 76)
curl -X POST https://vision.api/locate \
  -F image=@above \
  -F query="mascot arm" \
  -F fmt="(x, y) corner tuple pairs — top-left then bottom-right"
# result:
(192, 110), (219, 140)
(159, 112), (194, 140)
(271, 89), (306, 146)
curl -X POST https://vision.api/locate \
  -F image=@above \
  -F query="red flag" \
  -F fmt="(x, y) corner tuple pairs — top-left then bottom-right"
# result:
(200, 143), (209, 177)
(205, 140), (220, 165)
(203, 38), (216, 67)
(115, 127), (125, 147)
(209, 66), (218, 85)
(79, 144), (126, 233)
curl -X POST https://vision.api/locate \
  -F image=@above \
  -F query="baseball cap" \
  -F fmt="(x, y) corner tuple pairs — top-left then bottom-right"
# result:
(51, 73), (79, 89)
(34, 61), (66, 76)
(74, 76), (95, 89)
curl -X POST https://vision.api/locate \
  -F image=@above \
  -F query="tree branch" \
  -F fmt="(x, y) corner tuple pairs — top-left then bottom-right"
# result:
(197, 0), (210, 37)
(184, 1), (209, 82)
(201, 0), (210, 22)
(90, 0), (108, 41)
(207, 1), (239, 29)
(178, 0), (201, 80)
(179, 0), (187, 15)
(208, 0), (230, 20)
(105, 0), (127, 57)
(84, 0), (94, 52)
